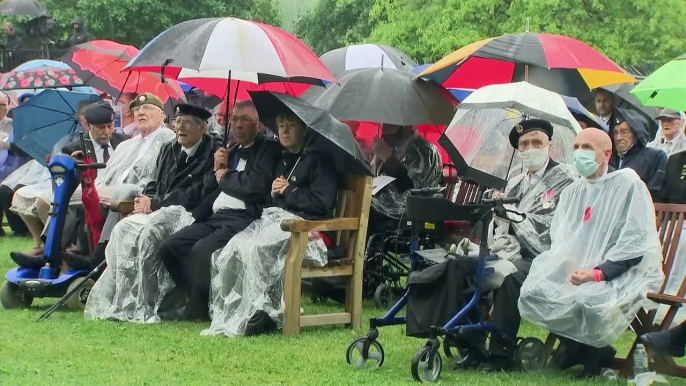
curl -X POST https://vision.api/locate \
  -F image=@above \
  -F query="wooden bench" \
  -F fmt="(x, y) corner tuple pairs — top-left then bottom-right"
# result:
(544, 203), (686, 378)
(281, 174), (372, 336)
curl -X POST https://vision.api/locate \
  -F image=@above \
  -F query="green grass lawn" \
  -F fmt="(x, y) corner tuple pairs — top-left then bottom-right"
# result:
(1, 230), (685, 385)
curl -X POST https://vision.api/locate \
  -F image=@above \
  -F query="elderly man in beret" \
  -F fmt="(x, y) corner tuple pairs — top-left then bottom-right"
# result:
(10, 93), (176, 268)
(455, 119), (578, 371)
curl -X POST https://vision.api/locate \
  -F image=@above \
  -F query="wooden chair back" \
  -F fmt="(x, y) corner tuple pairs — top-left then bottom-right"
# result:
(655, 203), (686, 296)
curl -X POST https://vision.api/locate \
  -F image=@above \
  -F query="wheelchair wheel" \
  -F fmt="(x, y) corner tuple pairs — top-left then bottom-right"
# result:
(515, 337), (548, 372)
(373, 284), (392, 309)
(65, 277), (95, 311)
(442, 337), (461, 359)
(0, 281), (32, 309)
(346, 337), (385, 369)
(411, 346), (442, 382)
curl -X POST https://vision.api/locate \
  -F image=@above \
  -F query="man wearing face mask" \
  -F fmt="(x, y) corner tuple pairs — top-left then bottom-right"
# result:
(609, 108), (667, 200)
(519, 128), (663, 378)
(466, 119), (578, 371)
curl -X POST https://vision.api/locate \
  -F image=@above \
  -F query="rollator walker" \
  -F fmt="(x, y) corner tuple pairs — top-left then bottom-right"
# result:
(345, 187), (548, 382)
(1, 148), (105, 311)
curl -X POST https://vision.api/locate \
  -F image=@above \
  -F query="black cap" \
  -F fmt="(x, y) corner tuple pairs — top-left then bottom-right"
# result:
(174, 103), (212, 121)
(83, 102), (114, 125)
(508, 119), (554, 148)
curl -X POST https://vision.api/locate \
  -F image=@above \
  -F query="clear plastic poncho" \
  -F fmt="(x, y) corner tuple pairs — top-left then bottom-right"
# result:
(371, 131), (442, 219)
(518, 169), (664, 347)
(85, 205), (194, 323)
(503, 163), (579, 257)
(654, 229), (686, 326)
(1, 159), (49, 190)
(202, 207), (328, 337)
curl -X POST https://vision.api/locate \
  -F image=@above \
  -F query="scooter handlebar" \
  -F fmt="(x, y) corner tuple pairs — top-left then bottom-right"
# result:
(409, 187), (446, 196)
(76, 162), (107, 170)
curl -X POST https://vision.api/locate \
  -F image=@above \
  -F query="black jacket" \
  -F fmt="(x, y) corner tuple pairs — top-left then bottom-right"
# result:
(144, 133), (222, 211)
(658, 150), (686, 204)
(609, 110), (667, 200)
(270, 141), (339, 221)
(192, 134), (282, 221)
(62, 132), (128, 158)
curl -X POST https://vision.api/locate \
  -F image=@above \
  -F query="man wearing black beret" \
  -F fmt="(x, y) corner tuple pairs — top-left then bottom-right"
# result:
(458, 118), (578, 372)
(62, 101), (129, 171)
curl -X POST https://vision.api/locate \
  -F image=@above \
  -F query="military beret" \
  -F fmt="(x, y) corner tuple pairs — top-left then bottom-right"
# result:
(174, 103), (212, 121)
(128, 92), (164, 113)
(83, 101), (115, 125)
(509, 119), (554, 149)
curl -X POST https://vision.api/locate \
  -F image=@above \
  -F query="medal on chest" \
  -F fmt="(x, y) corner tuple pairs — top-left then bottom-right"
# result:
(541, 188), (555, 209)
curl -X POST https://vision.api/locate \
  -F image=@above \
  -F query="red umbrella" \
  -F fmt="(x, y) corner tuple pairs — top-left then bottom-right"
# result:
(61, 40), (185, 105)
(0, 67), (84, 90)
(185, 77), (313, 100)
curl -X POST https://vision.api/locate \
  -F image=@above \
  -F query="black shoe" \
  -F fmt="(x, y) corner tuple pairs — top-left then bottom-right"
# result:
(480, 354), (514, 372)
(555, 345), (587, 370)
(245, 310), (278, 336)
(184, 291), (210, 322)
(9, 251), (45, 269)
(577, 346), (616, 379)
(641, 330), (686, 358)
(62, 251), (97, 271)
(158, 287), (190, 321)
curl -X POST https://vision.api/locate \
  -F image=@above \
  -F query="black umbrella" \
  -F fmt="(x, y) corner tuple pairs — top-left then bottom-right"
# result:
(248, 91), (371, 176)
(584, 83), (660, 136)
(0, 0), (50, 17)
(301, 67), (456, 126)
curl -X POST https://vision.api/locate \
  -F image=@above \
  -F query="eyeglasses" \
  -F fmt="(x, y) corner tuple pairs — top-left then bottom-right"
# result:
(230, 116), (255, 125)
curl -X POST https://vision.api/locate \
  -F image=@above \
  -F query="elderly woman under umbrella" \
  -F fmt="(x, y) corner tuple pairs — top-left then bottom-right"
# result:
(202, 92), (370, 336)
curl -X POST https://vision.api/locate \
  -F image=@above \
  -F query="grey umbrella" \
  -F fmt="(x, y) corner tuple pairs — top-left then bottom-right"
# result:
(248, 91), (372, 176)
(302, 67), (456, 126)
(320, 44), (418, 74)
(0, 0), (50, 17)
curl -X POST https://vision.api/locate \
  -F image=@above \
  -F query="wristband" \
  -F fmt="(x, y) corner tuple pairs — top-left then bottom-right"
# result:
(594, 268), (602, 282)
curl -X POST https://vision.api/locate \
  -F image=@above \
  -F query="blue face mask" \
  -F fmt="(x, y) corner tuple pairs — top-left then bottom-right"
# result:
(573, 149), (600, 177)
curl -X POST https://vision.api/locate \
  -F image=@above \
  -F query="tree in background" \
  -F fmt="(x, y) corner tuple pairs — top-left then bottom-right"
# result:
(296, 0), (686, 68)
(295, 0), (377, 55)
(38, 0), (282, 48)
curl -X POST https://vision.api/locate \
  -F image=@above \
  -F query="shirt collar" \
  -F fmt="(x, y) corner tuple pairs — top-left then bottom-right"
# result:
(90, 136), (112, 149)
(140, 126), (164, 144)
(181, 137), (203, 157)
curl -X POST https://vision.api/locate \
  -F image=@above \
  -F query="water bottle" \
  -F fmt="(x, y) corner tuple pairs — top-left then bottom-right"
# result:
(633, 343), (649, 377)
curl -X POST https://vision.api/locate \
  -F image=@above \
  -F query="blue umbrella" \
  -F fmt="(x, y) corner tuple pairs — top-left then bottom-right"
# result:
(11, 89), (100, 166)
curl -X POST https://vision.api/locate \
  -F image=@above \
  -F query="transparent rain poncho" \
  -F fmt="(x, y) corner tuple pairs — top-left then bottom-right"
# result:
(444, 82), (580, 182)
(371, 131), (442, 219)
(518, 169), (664, 347)
(1, 159), (49, 190)
(654, 231), (686, 326)
(202, 207), (328, 337)
(85, 205), (194, 323)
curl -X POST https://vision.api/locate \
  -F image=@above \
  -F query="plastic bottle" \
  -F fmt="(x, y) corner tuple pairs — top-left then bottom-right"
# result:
(601, 367), (618, 381)
(633, 343), (649, 377)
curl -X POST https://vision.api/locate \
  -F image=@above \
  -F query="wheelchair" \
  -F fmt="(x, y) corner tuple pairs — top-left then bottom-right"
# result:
(344, 188), (548, 382)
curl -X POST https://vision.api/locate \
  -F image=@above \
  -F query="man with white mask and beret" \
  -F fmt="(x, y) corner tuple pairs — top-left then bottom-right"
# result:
(518, 128), (663, 378)
(456, 119), (578, 371)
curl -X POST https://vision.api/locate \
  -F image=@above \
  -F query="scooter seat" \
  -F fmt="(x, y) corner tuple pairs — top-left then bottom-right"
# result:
(9, 251), (45, 269)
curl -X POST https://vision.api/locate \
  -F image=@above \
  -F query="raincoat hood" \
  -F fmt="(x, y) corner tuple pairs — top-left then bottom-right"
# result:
(615, 107), (651, 147)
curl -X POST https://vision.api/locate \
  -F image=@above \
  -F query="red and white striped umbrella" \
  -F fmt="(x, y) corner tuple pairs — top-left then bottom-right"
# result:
(124, 17), (336, 88)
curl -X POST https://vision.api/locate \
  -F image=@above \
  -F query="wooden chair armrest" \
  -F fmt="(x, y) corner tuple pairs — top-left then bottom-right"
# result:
(647, 292), (686, 307)
(280, 218), (360, 233)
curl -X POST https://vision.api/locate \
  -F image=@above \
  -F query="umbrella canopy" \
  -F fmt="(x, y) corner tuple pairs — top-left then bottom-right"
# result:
(12, 59), (69, 71)
(559, 95), (607, 130)
(0, 67), (84, 90)
(60, 40), (186, 108)
(125, 17), (336, 87)
(302, 67), (457, 126)
(10, 89), (99, 165)
(0, 0), (49, 17)
(320, 44), (418, 74)
(248, 91), (371, 176)
(597, 83), (659, 135)
(445, 82), (579, 186)
(418, 33), (636, 96)
(186, 77), (313, 100)
(630, 53), (686, 111)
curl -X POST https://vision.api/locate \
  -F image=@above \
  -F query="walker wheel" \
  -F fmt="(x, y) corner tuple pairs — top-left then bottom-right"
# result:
(373, 283), (392, 309)
(411, 346), (442, 382)
(65, 277), (95, 311)
(442, 337), (462, 359)
(516, 337), (548, 372)
(346, 336), (385, 369)
(0, 281), (33, 309)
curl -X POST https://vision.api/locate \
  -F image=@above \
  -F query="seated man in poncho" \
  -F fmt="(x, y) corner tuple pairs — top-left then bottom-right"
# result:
(456, 119), (578, 370)
(202, 111), (338, 337)
(518, 128), (664, 378)
(10, 94), (175, 267)
(156, 100), (282, 321)
(84, 104), (222, 323)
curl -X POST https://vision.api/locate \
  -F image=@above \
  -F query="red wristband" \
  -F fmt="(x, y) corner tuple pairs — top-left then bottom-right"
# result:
(594, 268), (602, 282)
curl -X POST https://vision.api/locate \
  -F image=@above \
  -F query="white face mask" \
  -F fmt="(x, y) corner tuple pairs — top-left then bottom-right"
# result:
(519, 147), (549, 172)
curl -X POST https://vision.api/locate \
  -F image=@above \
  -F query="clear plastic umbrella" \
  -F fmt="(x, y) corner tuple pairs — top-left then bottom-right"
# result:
(445, 81), (581, 185)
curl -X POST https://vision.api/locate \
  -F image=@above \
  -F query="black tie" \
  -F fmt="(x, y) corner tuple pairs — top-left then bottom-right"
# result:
(179, 151), (188, 165)
(102, 145), (110, 163)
